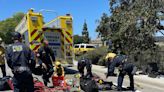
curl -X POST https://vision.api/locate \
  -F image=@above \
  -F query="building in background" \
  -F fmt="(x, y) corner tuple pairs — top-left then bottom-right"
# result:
(155, 36), (164, 46)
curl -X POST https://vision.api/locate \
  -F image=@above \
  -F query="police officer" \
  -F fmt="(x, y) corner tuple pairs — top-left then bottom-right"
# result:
(77, 57), (92, 78)
(38, 40), (55, 86)
(106, 53), (137, 91)
(0, 38), (6, 77)
(6, 32), (35, 92)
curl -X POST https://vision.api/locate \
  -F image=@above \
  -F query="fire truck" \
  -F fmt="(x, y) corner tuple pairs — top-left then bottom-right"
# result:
(15, 9), (73, 62)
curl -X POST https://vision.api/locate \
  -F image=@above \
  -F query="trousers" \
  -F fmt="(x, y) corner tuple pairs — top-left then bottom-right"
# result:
(13, 71), (34, 92)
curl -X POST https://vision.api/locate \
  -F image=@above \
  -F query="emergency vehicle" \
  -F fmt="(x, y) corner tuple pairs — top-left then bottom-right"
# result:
(15, 9), (74, 62)
(74, 43), (96, 55)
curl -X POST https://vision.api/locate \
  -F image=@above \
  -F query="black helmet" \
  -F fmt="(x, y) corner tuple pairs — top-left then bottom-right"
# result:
(12, 32), (22, 40)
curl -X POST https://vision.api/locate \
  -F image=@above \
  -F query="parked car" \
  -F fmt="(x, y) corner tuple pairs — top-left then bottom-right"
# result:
(74, 43), (96, 55)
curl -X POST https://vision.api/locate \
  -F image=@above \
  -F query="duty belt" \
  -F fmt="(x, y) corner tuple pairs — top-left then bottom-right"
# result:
(13, 66), (30, 73)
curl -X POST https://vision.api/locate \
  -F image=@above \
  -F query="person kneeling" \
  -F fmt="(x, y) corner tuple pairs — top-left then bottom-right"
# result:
(54, 61), (64, 77)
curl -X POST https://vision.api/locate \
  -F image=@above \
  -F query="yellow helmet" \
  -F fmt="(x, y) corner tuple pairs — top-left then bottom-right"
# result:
(98, 79), (104, 84)
(55, 61), (61, 66)
(105, 53), (116, 60)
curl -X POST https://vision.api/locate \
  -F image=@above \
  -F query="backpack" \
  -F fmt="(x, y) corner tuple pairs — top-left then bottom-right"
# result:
(97, 80), (113, 91)
(0, 76), (13, 91)
(80, 77), (99, 92)
(34, 77), (45, 92)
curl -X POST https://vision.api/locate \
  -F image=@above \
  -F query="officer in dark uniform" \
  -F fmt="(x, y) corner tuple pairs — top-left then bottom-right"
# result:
(38, 40), (55, 86)
(6, 32), (35, 92)
(106, 54), (137, 91)
(77, 57), (93, 78)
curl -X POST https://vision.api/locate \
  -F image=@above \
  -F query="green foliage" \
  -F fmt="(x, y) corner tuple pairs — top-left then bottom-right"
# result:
(73, 35), (84, 44)
(107, 0), (164, 54)
(0, 12), (24, 44)
(0, 32), (5, 40)
(96, 13), (110, 43)
(5, 31), (13, 44)
(97, 56), (107, 66)
(77, 46), (108, 64)
(96, 0), (164, 54)
(83, 20), (88, 31)
(82, 20), (90, 43)
(94, 0), (164, 70)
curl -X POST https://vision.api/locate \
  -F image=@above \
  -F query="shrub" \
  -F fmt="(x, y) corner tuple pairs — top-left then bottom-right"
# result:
(76, 46), (108, 64)
(97, 56), (107, 66)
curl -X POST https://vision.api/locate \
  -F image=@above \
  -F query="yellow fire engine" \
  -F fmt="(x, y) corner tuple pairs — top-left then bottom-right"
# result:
(15, 9), (73, 62)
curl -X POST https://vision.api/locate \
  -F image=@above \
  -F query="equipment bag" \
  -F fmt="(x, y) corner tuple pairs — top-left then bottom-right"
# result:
(80, 77), (99, 92)
(0, 76), (12, 91)
(97, 81), (113, 91)
(34, 77), (45, 92)
(52, 76), (65, 86)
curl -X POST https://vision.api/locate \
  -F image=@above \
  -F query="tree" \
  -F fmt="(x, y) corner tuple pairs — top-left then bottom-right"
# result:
(82, 20), (90, 43)
(96, 0), (164, 53)
(73, 35), (84, 44)
(0, 12), (24, 44)
(107, 0), (164, 54)
(95, 0), (164, 67)
(96, 13), (110, 45)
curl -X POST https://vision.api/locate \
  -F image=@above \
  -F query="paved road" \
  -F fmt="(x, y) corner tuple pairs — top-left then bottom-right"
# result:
(1, 62), (164, 92)
(68, 63), (164, 92)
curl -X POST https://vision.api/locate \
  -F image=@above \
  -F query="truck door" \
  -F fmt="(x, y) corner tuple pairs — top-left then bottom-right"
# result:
(43, 28), (62, 59)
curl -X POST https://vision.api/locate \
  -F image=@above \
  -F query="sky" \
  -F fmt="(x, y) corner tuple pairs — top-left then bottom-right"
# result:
(0, 0), (109, 40)
(158, 21), (164, 36)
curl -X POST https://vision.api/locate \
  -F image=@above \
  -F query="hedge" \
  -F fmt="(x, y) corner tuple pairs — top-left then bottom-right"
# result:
(76, 46), (108, 64)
